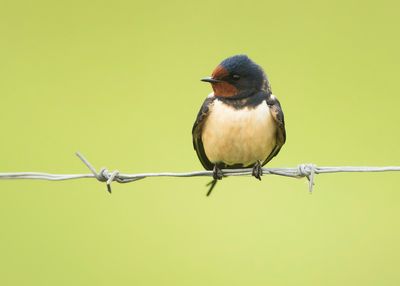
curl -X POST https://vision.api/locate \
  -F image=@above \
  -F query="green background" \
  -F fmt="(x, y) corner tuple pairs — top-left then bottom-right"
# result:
(1, 0), (399, 285)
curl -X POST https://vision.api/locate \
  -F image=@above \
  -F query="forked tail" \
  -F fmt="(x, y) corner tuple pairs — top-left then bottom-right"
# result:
(206, 179), (218, 196)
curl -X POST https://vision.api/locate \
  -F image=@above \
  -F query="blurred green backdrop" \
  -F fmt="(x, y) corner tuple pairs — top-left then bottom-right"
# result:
(1, 0), (400, 285)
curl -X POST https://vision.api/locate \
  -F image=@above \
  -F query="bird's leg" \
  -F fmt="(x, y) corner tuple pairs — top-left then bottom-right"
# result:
(252, 160), (263, 181)
(212, 164), (223, 180)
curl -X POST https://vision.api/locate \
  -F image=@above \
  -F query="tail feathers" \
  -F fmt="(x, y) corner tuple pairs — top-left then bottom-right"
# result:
(206, 179), (218, 196)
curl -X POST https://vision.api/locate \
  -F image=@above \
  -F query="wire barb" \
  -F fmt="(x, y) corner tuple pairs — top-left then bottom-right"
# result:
(76, 152), (120, 193)
(0, 152), (399, 193)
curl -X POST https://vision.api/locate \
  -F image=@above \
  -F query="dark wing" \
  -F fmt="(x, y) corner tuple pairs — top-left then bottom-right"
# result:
(192, 97), (215, 170)
(263, 94), (286, 165)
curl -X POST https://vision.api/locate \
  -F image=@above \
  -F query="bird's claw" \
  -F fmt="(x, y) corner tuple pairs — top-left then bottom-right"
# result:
(252, 161), (263, 180)
(213, 165), (223, 180)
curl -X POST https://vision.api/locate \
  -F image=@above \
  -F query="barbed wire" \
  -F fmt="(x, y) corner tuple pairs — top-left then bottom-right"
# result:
(0, 152), (399, 193)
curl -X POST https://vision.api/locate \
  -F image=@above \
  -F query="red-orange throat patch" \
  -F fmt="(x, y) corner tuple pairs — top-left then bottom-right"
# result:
(211, 65), (238, 97)
(212, 82), (238, 97)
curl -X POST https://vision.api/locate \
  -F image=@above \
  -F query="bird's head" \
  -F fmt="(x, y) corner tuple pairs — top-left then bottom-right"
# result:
(201, 55), (270, 98)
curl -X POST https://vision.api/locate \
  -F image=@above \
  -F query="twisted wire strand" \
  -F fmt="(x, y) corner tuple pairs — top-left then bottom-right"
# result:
(0, 152), (399, 193)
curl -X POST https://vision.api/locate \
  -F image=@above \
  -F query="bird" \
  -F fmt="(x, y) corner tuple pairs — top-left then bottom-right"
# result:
(192, 55), (286, 196)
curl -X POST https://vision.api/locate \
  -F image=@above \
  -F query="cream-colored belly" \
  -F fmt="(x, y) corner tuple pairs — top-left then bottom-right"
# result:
(202, 99), (277, 167)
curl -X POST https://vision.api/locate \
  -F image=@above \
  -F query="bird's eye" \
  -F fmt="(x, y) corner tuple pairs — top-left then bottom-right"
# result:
(232, 74), (241, 81)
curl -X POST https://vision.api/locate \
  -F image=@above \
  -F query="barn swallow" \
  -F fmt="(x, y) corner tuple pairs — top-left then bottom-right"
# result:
(192, 55), (286, 196)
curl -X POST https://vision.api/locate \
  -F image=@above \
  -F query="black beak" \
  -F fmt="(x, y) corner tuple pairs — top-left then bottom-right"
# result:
(201, 77), (222, 83)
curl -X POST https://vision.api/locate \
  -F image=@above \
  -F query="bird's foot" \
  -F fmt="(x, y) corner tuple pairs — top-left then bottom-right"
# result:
(252, 160), (263, 181)
(213, 164), (223, 180)
(205, 164), (223, 196)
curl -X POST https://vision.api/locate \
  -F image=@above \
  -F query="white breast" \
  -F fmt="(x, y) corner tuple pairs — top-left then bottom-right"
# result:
(202, 98), (277, 167)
